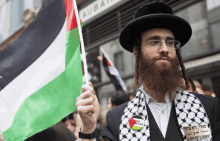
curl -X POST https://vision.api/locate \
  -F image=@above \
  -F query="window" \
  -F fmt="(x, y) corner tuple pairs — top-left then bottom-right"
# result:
(86, 48), (101, 83)
(114, 52), (124, 73)
(10, 0), (24, 34)
(211, 22), (220, 49)
(175, 1), (212, 61)
(207, 0), (220, 11)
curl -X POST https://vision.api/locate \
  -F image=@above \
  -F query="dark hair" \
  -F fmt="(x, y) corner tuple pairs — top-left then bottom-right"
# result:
(188, 78), (196, 92)
(133, 35), (142, 57)
(61, 112), (74, 123)
(111, 91), (130, 106)
(202, 85), (211, 91)
(25, 122), (77, 141)
(133, 35), (142, 87)
(25, 127), (57, 141)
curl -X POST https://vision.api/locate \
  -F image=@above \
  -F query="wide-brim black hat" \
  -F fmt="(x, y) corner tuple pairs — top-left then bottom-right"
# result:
(119, 1), (192, 52)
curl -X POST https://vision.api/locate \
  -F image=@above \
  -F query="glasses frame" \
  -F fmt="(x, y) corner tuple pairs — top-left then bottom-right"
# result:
(142, 39), (181, 49)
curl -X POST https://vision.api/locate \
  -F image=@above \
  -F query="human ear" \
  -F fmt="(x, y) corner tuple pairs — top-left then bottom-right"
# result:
(133, 47), (138, 57)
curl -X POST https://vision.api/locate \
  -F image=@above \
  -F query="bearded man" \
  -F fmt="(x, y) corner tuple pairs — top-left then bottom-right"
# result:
(76, 2), (220, 141)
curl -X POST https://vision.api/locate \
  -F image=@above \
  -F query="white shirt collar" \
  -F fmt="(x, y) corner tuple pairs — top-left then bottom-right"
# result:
(141, 85), (172, 104)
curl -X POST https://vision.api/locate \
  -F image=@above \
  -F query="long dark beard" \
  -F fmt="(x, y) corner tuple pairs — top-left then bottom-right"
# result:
(139, 55), (183, 103)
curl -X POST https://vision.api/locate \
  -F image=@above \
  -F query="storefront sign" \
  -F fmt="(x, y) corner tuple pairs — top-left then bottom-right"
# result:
(79, 0), (121, 23)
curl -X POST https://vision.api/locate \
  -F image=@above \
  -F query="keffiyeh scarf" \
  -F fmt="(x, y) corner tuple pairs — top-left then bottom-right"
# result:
(119, 85), (212, 141)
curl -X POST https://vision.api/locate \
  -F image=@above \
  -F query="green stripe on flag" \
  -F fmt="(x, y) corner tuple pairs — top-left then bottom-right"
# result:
(3, 27), (83, 141)
(66, 24), (82, 68)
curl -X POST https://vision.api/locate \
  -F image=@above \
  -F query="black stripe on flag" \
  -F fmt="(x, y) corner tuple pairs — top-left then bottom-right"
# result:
(0, 0), (66, 90)
(102, 52), (125, 91)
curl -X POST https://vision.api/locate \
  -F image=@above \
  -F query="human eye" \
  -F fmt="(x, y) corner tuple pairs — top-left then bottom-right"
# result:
(149, 40), (160, 46)
(166, 40), (174, 46)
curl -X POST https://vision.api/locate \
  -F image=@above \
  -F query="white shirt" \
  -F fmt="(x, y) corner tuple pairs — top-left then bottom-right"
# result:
(143, 90), (172, 138)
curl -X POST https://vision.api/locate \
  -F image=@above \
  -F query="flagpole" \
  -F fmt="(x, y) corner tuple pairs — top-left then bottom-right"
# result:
(72, 0), (89, 85)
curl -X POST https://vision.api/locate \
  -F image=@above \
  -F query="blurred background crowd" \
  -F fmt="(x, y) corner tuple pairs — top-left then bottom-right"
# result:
(0, 0), (220, 140)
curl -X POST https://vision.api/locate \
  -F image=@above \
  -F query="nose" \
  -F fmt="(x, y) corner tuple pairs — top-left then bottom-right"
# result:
(159, 42), (169, 55)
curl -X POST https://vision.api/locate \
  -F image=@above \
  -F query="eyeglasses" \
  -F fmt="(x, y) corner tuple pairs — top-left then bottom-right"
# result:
(142, 40), (181, 49)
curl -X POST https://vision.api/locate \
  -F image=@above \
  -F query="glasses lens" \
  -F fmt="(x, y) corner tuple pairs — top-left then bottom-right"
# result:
(166, 40), (174, 46)
(149, 40), (160, 46)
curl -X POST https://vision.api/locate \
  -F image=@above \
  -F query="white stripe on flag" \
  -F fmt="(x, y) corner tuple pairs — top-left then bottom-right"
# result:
(0, 20), (67, 132)
(115, 73), (127, 92)
(100, 47), (127, 92)
(109, 67), (120, 76)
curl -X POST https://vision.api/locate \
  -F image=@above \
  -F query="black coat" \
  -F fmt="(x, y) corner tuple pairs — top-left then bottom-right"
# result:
(102, 93), (220, 141)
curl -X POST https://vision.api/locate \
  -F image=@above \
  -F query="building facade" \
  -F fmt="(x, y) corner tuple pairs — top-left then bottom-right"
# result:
(78, 0), (220, 110)
(0, 0), (44, 42)
(0, 0), (44, 51)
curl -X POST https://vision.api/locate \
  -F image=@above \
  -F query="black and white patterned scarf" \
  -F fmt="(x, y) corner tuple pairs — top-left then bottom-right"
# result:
(119, 85), (212, 141)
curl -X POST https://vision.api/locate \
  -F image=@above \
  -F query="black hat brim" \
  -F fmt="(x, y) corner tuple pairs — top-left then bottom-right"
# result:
(119, 14), (192, 52)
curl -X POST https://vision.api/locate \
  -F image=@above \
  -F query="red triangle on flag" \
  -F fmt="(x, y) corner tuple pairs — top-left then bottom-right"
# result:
(129, 117), (136, 128)
(107, 60), (112, 67)
(104, 56), (112, 67)
(65, 0), (82, 32)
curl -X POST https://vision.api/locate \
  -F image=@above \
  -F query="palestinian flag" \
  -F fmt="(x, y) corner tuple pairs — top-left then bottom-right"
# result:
(129, 116), (144, 131)
(0, 0), (83, 140)
(101, 48), (127, 92)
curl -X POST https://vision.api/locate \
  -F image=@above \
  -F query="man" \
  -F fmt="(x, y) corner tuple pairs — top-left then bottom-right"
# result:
(182, 78), (197, 93)
(76, 2), (220, 141)
(193, 80), (205, 94)
(188, 78), (197, 93)
(202, 85), (213, 96)
(107, 92), (130, 110)
(62, 113), (76, 134)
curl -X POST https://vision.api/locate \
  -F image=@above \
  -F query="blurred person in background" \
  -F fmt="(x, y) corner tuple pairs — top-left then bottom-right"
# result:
(76, 1), (220, 141)
(107, 91), (130, 110)
(129, 92), (135, 100)
(192, 81), (216, 97)
(62, 113), (76, 134)
(181, 77), (197, 93)
(202, 85), (213, 96)
(202, 85), (216, 97)
(0, 131), (5, 141)
(211, 93), (216, 97)
(193, 80), (204, 94)
(188, 78), (197, 93)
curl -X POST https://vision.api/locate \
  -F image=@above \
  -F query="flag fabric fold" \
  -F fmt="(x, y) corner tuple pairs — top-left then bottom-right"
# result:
(101, 48), (127, 92)
(0, 0), (83, 140)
